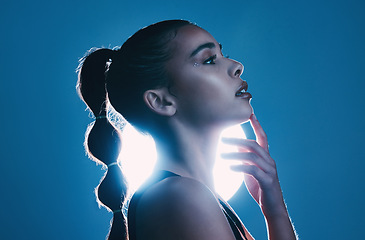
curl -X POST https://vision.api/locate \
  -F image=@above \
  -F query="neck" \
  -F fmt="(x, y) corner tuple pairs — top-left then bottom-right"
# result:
(154, 123), (223, 192)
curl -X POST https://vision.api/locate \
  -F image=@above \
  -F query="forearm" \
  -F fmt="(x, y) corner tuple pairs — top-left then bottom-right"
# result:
(263, 207), (297, 240)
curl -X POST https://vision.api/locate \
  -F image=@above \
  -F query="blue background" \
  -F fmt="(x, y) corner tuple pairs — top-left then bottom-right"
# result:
(1, 0), (364, 239)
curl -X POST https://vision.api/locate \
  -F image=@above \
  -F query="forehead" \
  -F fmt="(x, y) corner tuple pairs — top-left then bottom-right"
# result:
(170, 25), (219, 58)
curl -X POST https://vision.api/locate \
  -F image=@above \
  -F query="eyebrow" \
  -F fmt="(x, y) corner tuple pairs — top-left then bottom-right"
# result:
(190, 42), (222, 58)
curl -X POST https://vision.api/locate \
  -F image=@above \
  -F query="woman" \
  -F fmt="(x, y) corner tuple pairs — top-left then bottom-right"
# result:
(77, 20), (297, 240)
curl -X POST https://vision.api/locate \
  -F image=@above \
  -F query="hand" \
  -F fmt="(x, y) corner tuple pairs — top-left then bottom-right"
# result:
(221, 114), (286, 217)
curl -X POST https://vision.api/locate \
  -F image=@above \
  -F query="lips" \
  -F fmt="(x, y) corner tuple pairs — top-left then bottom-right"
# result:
(235, 81), (251, 99)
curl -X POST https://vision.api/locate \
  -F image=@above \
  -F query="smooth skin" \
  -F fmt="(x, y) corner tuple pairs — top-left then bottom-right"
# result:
(136, 25), (297, 240)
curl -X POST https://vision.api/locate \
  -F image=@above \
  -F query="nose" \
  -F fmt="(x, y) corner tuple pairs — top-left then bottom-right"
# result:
(229, 59), (244, 79)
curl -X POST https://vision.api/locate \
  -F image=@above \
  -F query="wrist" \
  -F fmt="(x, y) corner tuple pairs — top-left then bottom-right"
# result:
(261, 203), (289, 220)
(263, 208), (297, 240)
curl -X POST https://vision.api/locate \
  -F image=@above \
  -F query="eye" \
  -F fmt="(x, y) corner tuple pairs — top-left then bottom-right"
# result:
(203, 54), (217, 64)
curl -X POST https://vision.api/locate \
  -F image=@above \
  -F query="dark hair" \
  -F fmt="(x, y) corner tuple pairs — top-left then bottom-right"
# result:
(77, 20), (193, 240)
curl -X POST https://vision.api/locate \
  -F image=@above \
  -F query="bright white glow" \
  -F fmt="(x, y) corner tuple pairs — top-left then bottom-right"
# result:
(119, 124), (245, 200)
(213, 124), (246, 200)
(119, 124), (157, 195)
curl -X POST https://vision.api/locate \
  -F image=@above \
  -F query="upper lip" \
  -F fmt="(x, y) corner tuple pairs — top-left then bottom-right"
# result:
(235, 81), (248, 95)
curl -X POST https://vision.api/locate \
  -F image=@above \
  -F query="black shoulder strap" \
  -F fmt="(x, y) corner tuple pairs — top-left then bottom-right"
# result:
(219, 199), (248, 240)
(127, 171), (180, 240)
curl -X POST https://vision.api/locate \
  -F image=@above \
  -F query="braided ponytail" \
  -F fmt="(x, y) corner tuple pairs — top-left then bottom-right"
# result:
(77, 20), (194, 240)
(77, 48), (128, 240)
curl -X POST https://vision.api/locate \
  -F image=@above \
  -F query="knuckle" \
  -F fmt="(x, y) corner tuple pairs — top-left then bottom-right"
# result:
(268, 157), (276, 167)
(262, 178), (273, 188)
(250, 165), (259, 176)
(248, 152), (257, 161)
(246, 140), (260, 151)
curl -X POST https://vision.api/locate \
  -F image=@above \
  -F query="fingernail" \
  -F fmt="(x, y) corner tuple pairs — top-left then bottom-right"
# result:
(230, 165), (241, 171)
(221, 153), (233, 159)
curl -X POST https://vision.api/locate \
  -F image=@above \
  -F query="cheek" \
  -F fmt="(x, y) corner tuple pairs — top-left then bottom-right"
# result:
(169, 71), (212, 99)
(168, 68), (231, 113)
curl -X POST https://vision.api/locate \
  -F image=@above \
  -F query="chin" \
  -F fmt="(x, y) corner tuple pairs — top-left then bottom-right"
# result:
(240, 105), (253, 123)
(214, 104), (253, 128)
(238, 115), (251, 125)
(222, 114), (252, 128)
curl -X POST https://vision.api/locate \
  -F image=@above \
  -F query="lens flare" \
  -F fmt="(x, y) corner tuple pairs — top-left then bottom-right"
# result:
(119, 124), (245, 200)
(213, 124), (246, 200)
(119, 124), (157, 194)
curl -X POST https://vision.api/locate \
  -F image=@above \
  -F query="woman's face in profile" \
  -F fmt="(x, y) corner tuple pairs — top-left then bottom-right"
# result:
(165, 25), (253, 127)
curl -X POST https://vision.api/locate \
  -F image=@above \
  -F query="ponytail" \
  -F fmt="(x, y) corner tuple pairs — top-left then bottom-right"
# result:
(77, 48), (128, 240)
(77, 20), (194, 240)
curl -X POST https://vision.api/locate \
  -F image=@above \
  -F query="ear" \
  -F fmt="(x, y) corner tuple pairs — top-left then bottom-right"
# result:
(143, 88), (177, 117)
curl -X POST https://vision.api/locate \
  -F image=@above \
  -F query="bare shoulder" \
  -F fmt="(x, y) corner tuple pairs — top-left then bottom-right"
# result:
(135, 176), (236, 240)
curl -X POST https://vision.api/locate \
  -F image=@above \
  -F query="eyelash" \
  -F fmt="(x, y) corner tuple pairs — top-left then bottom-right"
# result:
(202, 53), (229, 65)
(203, 54), (217, 64)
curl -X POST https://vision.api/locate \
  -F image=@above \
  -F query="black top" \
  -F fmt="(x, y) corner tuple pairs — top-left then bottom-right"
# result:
(127, 170), (248, 240)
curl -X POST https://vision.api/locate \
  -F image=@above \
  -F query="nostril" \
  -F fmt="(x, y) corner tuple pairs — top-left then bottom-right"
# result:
(234, 68), (242, 77)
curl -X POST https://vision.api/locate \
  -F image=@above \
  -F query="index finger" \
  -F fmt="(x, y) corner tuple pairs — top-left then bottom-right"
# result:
(249, 114), (269, 152)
